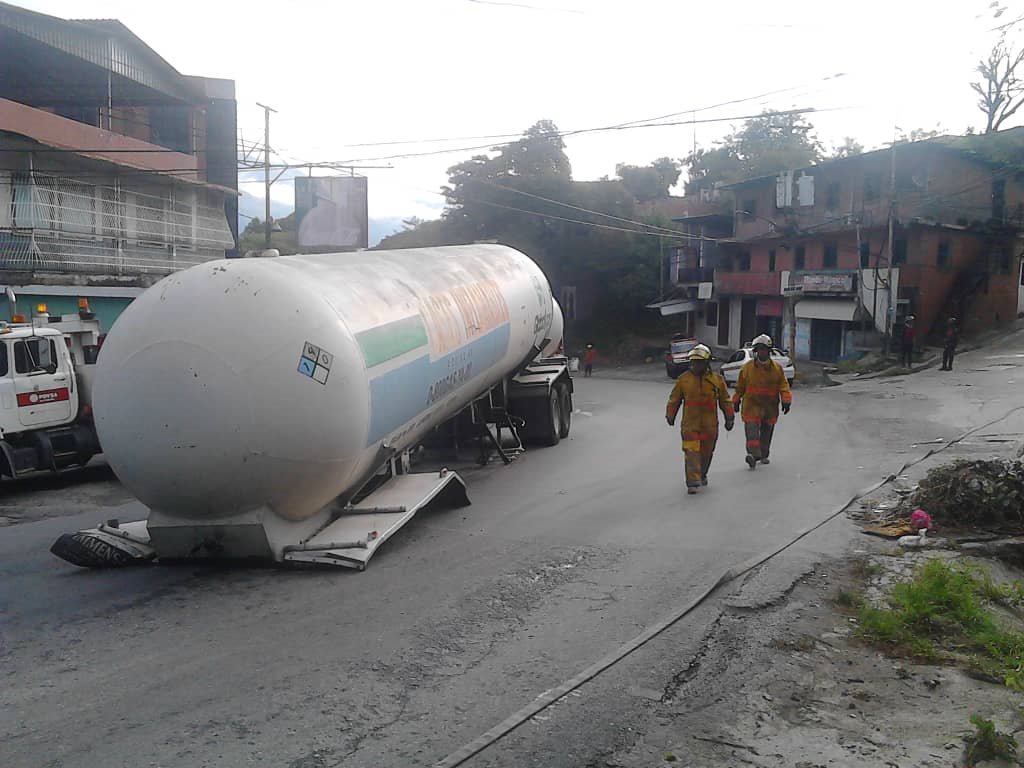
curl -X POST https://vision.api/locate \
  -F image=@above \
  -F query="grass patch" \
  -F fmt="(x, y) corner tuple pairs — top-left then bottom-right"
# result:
(834, 588), (859, 608)
(964, 714), (1019, 766)
(857, 559), (1024, 689)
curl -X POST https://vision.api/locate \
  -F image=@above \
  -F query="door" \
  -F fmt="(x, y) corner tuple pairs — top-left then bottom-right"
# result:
(810, 319), (843, 362)
(740, 298), (757, 346)
(717, 299), (731, 347)
(13, 335), (74, 428)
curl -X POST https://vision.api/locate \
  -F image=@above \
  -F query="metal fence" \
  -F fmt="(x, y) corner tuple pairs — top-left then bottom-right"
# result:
(0, 171), (234, 275)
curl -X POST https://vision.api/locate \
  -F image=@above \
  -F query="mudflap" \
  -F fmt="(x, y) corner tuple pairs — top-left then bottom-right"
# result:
(50, 520), (155, 568)
(283, 470), (470, 570)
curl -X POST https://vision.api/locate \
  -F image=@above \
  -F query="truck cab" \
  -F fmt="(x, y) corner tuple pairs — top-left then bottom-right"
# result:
(0, 304), (102, 478)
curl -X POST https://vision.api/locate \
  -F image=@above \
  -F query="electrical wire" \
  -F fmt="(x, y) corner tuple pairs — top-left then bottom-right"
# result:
(331, 107), (840, 164)
(467, 198), (694, 239)
(466, 178), (697, 238)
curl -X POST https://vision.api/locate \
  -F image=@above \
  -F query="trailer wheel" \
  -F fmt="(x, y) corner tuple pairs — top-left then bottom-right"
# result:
(558, 385), (572, 439)
(541, 388), (561, 446)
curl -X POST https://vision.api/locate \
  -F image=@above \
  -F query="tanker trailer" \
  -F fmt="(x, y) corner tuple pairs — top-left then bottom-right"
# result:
(50, 245), (573, 570)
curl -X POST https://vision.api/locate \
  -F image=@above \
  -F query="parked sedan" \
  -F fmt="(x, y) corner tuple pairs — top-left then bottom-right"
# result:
(665, 336), (699, 378)
(720, 346), (796, 387)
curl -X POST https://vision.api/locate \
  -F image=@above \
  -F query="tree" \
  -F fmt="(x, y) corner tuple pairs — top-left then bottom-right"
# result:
(832, 137), (864, 158)
(683, 111), (823, 193)
(896, 126), (945, 143)
(971, 34), (1024, 133)
(615, 157), (681, 202)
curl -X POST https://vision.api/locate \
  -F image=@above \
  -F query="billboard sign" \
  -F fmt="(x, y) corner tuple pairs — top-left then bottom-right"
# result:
(295, 176), (368, 250)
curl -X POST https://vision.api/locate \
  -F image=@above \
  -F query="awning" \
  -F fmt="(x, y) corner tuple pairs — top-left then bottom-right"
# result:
(795, 298), (858, 322)
(646, 298), (698, 316)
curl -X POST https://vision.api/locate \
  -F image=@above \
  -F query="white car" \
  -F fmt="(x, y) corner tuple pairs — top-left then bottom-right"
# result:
(720, 346), (795, 387)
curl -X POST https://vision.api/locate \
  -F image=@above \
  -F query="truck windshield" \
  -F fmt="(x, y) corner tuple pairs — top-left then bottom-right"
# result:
(14, 338), (58, 374)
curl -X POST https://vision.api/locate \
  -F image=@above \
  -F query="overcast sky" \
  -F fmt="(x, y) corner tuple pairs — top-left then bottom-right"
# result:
(17, 0), (1024, 227)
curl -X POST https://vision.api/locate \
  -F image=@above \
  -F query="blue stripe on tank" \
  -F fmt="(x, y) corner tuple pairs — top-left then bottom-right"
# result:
(366, 323), (512, 446)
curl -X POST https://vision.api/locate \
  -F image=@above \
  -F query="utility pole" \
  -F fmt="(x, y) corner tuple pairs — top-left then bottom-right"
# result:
(256, 102), (277, 249)
(883, 131), (896, 356)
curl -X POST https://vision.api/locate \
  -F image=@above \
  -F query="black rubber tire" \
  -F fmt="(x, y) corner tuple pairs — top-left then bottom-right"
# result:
(666, 364), (676, 379)
(788, 378), (794, 387)
(541, 388), (561, 446)
(558, 386), (572, 439)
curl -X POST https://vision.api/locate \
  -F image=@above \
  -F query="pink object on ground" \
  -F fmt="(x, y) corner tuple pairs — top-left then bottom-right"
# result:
(910, 508), (933, 531)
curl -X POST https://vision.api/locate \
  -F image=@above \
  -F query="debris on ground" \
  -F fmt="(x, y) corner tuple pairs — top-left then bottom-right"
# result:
(905, 459), (1024, 529)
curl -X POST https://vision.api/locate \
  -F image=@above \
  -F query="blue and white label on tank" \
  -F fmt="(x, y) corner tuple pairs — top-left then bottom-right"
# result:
(365, 324), (510, 446)
(297, 341), (333, 385)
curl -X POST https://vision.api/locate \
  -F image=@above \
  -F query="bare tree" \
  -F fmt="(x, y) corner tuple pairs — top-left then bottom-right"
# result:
(971, 35), (1024, 133)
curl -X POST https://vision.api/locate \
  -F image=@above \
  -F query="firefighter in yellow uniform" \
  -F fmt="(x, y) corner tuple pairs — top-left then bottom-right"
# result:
(665, 345), (735, 495)
(733, 334), (792, 469)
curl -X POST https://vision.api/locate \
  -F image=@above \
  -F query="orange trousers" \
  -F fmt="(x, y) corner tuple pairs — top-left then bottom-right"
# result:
(684, 433), (718, 488)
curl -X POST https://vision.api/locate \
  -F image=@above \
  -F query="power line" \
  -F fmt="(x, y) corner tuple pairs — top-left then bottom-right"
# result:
(331, 107), (842, 164)
(467, 198), (696, 240)
(467, 178), (697, 239)
(339, 75), (847, 149)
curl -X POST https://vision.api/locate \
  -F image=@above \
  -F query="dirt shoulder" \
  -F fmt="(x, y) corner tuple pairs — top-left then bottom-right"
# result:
(607, 546), (1023, 768)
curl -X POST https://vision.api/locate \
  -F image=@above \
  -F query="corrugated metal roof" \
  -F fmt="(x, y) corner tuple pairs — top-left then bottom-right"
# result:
(0, 2), (201, 103)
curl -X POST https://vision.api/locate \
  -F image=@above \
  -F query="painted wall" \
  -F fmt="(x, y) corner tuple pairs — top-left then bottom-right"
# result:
(795, 318), (811, 360)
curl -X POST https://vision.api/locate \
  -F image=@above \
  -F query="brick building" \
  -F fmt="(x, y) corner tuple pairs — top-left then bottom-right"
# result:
(654, 131), (1024, 361)
(0, 2), (238, 330)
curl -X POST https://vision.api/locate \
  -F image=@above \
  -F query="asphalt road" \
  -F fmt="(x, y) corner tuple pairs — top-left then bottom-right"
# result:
(3, 340), (1023, 768)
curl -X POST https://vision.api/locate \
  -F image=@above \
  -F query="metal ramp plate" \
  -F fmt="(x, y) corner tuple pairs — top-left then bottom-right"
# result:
(51, 520), (155, 568)
(283, 471), (469, 569)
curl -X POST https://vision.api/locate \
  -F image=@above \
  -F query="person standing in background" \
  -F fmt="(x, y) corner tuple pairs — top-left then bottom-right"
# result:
(941, 317), (959, 371)
(583, 343), (597, 377)
(900, 316), (916, 368)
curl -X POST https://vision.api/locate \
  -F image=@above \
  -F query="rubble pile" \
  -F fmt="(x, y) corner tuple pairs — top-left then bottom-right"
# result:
(907, 459), (1024, 528)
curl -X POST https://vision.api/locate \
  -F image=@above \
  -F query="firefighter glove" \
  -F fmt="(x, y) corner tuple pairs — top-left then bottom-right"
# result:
(782, 403), (791, 415)
(725, 418), (735, 431)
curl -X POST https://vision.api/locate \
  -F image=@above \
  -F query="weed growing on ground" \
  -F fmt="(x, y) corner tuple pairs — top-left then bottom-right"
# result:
(858, 559), (1024, 688)
(964, 714), (1019, 766)
(834, 588), (859, 608)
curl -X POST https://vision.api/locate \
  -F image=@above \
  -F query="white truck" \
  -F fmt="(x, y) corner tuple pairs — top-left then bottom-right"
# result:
(51, 245), (574, 570)
(0, 298), (102, 479)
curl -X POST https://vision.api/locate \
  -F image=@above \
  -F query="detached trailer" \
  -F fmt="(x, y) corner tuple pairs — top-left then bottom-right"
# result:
(52, 245), (573, 570)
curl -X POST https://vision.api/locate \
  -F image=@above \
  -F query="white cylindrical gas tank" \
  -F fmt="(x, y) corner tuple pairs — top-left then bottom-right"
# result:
(541, 298), (564, 357)
(94, 245), (555, 523)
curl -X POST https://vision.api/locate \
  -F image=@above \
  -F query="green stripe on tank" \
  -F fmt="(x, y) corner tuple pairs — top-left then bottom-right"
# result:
(356, 315), (429, 368)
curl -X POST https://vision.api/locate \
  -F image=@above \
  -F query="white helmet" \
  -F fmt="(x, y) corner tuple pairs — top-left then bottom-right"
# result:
(688, 344), (712, 361)
(751, 334), (773, 349)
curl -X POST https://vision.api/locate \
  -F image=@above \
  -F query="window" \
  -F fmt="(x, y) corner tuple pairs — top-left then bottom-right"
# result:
(864, 174), (881, 202)
(706, 302), (718, 327)
(993, 178), (1007, 221)
(823, 243), (838, 268)
(768, 249), (776, 272)
(738, 251), (751, 271)
(859, 241), (871, 268)
(937, 240), (951, 269)
(0, 343), (7, 376)
(742, 199), (757, 219)
(14, 338), (58, 374)
(825, 181), (840, 209)
(893, 238), (908, 265)
(794, 246), (806, 270)
(999, 248), (1012, 274)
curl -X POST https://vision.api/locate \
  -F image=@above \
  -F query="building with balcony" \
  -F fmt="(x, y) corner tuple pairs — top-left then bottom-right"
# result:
(714, 130), (1024, 361)
(645, 194), (732, 344)
(0, 2), (238, 330)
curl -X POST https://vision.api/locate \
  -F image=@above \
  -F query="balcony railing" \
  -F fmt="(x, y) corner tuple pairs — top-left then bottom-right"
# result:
(675, 267), (715, 284)
(715, 271), (781, 295)
(0, 171), (234, 275)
